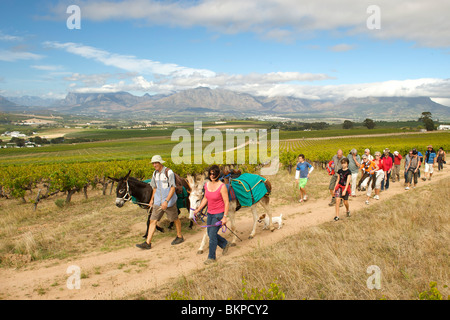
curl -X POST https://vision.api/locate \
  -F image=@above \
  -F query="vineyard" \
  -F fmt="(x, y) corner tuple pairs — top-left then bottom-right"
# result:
(0, 131), (449, 205)
(279, 131), (450, 169)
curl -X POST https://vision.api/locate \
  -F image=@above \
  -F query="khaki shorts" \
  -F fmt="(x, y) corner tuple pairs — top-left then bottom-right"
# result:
(150, 204), (179, 222)
(329, 175), (337, 190)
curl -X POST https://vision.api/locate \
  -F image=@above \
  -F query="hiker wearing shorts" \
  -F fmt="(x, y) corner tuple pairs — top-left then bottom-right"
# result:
(423, 145), (436, 181)
(136, 155), (184, 250)
(333, 158), (351, 221)
(295, 154), (314, 203)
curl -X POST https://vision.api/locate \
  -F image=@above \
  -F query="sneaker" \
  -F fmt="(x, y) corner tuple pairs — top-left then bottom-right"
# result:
(333, 216), (340, 222)
(136, 242), (151, 250)
(421, 177), (426, 181)
(222, 242), (231, 256)
(365, 200), (370, 205)
(328, 198), (336, 206)
(303, 195), (308, 201)
(298, 199), (303, 203)
(405, 187), (410, 190)
(171, 236), (184, 245)
(204, 258), (216, 265)
(346, 211), (351, 217)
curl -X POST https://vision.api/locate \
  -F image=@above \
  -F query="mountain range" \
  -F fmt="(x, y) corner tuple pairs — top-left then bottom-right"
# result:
(2, 87), (450, 121)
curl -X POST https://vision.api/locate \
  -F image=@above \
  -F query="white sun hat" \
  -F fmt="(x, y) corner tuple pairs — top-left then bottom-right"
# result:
(151, 155), (165, 163)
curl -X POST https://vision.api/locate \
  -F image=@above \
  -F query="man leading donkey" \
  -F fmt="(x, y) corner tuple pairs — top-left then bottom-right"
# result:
(136, 155), (184, 250)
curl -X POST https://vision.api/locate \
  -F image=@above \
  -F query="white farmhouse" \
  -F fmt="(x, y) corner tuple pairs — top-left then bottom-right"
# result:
(437, 124), (450, 130)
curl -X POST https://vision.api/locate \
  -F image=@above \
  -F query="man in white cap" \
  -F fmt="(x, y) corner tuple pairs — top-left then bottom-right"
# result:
(136, 155), (184, 249)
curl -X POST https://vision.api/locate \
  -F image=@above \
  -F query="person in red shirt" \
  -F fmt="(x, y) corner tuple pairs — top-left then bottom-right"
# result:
(392, 151), (403, 182)
(381, 150), (393, 191)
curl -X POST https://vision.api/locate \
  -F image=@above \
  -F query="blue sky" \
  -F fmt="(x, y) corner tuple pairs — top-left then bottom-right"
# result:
(1, 0), (450, 105)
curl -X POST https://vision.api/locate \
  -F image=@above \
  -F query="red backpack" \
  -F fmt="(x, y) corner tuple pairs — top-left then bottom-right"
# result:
(326, 160), (335, 175)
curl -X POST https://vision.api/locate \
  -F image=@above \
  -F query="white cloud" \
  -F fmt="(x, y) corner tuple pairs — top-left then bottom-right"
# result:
(0, 50), (44, 62)
(31, 65), (64, 71)
(329, 44), (355, 52)
(46, 41), (332, 95)
(431, 98), (450, 107)
(50, 0), (450, 47)
(44, 41), (216, 78)
(0, 32), (23, 42)
(65, 71), (450, 104)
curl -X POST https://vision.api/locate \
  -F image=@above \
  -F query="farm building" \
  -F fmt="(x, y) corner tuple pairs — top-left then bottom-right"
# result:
(437, 124), (450, 130)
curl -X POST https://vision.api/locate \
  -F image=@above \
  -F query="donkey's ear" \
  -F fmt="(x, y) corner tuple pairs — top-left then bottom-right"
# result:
(186, 175), (195, 189)
(108, 176), (119, 182)
(198, 174), (205, 187)
(124, 170), (132, 180)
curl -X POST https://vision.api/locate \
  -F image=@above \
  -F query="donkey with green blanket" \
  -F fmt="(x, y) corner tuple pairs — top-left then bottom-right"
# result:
(187, 169), (274, 255)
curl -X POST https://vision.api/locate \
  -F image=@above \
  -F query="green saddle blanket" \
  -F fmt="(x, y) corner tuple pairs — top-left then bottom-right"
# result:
(230, 173), (268, 207)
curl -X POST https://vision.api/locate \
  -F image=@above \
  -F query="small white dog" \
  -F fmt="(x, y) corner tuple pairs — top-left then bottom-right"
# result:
(258, 213), (283, 230)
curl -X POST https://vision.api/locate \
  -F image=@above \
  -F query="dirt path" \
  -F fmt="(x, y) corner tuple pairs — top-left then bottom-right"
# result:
(1, 169), (448, 300)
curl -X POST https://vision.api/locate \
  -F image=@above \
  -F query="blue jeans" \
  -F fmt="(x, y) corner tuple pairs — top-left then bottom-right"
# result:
(206, 212), (228, 260)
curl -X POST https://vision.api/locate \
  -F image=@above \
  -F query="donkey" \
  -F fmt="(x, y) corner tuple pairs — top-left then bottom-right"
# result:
(186, 170), (274, 254)
(109, 170), (192, 237)
(109, 170), (163, 236)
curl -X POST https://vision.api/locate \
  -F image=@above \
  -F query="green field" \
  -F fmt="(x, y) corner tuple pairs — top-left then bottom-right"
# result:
(1, 125), (449, 166)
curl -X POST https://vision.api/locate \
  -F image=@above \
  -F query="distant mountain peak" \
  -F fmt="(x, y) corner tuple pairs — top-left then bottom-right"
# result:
(1, 89), (450, 120)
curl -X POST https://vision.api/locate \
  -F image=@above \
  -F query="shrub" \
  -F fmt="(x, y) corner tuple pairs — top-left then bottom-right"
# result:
(241, 277), (285, 300)
(418, 282), (448, 300)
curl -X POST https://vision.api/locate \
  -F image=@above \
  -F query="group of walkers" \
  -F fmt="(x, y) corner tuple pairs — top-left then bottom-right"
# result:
(295, 146), (446, 222)
(135, 146), (446, 260)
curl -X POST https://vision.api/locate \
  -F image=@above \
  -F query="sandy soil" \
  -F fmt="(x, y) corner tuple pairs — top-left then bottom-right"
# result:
(0, 168), (448, 300)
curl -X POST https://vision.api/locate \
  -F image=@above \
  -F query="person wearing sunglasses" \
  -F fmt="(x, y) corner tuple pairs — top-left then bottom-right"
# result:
(193, 165), (231, 264)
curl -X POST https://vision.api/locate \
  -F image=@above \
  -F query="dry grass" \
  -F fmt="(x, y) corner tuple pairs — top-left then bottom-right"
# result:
(0, 189), (194, 267)
(1, 168), (448, 300)
(267, 166), (331, 207)
(139, 178), (450, 300)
